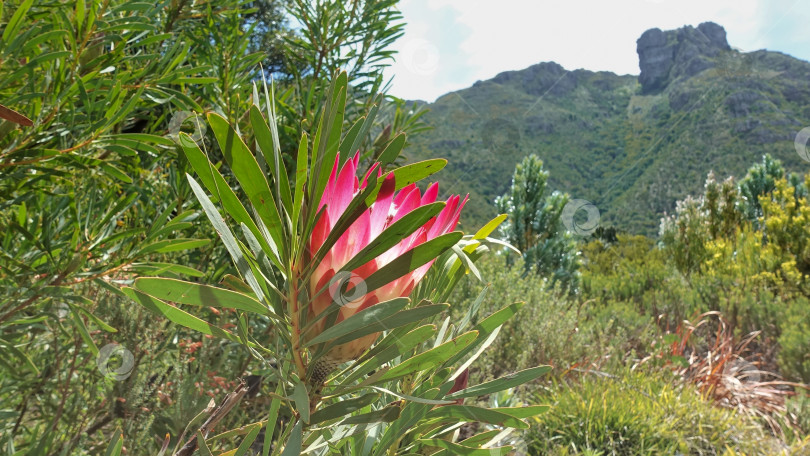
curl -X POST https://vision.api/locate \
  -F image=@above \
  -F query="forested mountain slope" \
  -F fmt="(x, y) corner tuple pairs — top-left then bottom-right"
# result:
(407, 22), (810, 234)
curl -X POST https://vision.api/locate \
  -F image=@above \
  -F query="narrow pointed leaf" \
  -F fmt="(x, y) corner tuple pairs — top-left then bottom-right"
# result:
(445, 366), (551, 400)
(491, 405), (551, 419)
(310, 394), (380, 424)
(363, 232), (463, 294)
(377, 132), (406, 166)
(280, 420), (302, 456)
(234, 423), (262, 456)
(292, 382), (309, 423)
(339, 202), (446, 274)
(123, 288), (245, 345)
(418, 439), (510, 455)
(425, 405), (528, 429)
(304, 298), (409, 347)
(186, 175), (265, 301)
(376, 331), (477, 382)
(133, 278), (269, 316)
(341, 406), (400, 425)
(178, 134), (281, 268)
(208, 113), (285, 253)
(250, 105), (292, 212)
(447, 302), (525, 373)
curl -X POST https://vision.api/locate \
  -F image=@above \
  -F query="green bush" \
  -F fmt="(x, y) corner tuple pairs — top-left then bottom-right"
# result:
(779, 298), (810, 383)
(449, 255), (657, 382)
(528, 371), (772, 455)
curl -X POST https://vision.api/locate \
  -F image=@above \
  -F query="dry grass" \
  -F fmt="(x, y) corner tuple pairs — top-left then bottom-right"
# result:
(639, 311), (809, 441)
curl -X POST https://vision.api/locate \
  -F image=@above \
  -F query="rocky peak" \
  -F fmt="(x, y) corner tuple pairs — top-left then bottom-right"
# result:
(637, 22), (731, 93)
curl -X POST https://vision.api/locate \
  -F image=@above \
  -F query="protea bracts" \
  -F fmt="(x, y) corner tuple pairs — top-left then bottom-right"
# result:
(306, 152), (466, 366)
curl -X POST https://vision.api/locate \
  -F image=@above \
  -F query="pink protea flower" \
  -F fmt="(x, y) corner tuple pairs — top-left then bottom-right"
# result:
(306, 152), (466, 362)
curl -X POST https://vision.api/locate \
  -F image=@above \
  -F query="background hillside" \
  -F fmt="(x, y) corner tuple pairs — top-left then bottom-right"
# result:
(406, 22), (810, 234)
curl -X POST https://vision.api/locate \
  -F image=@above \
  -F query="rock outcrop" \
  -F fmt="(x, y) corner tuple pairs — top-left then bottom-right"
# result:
(637, 21), (731, 93)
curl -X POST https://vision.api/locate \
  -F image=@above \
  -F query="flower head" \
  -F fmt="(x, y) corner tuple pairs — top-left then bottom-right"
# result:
(306, 152), (466, 361)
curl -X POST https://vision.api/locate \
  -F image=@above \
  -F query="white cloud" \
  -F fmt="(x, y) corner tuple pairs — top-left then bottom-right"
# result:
(383, 0), (809, 102)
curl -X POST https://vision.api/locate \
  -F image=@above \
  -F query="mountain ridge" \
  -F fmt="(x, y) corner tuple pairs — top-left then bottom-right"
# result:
(405, 22), (810, 235)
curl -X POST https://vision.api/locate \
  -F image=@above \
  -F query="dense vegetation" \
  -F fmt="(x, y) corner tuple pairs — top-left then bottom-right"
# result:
(1, 1), (808, 455)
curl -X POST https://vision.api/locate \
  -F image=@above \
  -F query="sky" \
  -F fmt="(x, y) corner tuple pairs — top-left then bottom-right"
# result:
(382, 0), (810, 102)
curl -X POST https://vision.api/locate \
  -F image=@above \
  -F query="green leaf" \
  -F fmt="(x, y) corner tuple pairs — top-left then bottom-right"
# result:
(492, 405), (550, 419)
(310, 393), (379, 424)
(292, 133), (308, 235)
(425, 405), (527, 429)
(280, 420), (302, 456)
(113, 133), (176, 146)
(447, 302), (525, 373)
(133, 278), (269, 315)
(122, 288), (246, 345)
(340, 323), (439, 386)
(304, 298), (408, 347)
(363, 232), (463, 294)
(340, 406), (400, 425)
(207, 113), (285, 254)
(451, 244), (481, 281)
(473, 214), (507, 240)
(377, 132), (406, 166)
(376, 331), (477, 382)
(70, 306), (98, 356)
(369, 386), (454, 405)
(70, 303), (117, 332)
(234, 423), (263, 456)
(134, 262), (204, 278)
(138, 238), (210, 255)
(178, 134), (281, 269)
(292, 382), (309, 424)
(309, 77), (348, 220)
(418, 439), (510, 455)
(104, 429), (124, 456)
(186, 175), (266, 302)
(263, 384), (283, 456)
(0, 338), (39, 374)
(385, 159), (447, 192)
(339, 202), (446, 274)
(445, 366), (551, 400)
(197, 431), (214, 456)
(2, 0), (33, 43)
(344, 101), (379, 163)
(334, 303), (449, 351)
(250, 105), (292, 213)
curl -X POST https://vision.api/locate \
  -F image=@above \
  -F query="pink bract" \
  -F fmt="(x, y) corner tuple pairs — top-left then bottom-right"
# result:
(306, 152), (467, 361)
